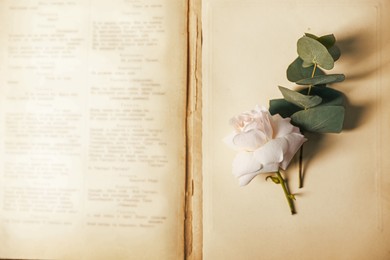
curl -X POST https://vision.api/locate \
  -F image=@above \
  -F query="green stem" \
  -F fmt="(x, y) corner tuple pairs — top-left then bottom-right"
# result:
(307, 63), (317, 95)
(298, 144), (304, 188)
(276, 171), (296, 215)
(299, 64), (317, 188)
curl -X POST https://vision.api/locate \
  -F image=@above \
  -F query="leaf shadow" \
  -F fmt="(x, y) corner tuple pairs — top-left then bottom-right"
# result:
(336, 28), (390, 81)
(299, 27), (387, 187)
(299, 132), (325, 188)
(342, 94), (372, 130)
(299, 95), (374, 186)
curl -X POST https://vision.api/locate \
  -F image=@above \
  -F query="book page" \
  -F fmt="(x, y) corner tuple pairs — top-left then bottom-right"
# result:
(0, 1), (187, 259)
(185, 0), (203, 259)
(202, 0), (390, 259)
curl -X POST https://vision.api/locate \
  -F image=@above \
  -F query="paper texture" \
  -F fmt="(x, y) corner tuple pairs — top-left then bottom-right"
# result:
(202, 0), (390, 259)
(0, 1), (187, 259)
(185, 0), (203, 259)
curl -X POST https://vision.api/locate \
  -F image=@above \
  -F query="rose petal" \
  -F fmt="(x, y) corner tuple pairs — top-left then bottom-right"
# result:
(253, 138), (287, 165)
(230, 113), (253, 131)
(254, 105), (266, 112)
(223, 132), (238, 150)
(259, 162), (280, 173)
(232, 129), (267, 151)
(271, 114), (295, 138)
(232, 152), (262, 178)
(280, 133), (307, 170)
(237, 154), (280, 185)
(242, 120), (258, 131)
(289, 124), (302, 135)
(262, 110), (274, 139)
(238, 172), (261, 186)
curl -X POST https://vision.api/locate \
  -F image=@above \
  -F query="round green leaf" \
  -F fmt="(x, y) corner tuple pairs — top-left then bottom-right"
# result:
(304, 33), (319, 40)
(304, 33), (340, 61)
(328, 45), (341, 61)
(299, 86), (344, 106)
(278, 86), (322, 109)
(269, 98), (302, 118)
(286, 57), (324, 82)
(302, 60), (313, 68)
(297, 36), (334, 70)
(305, 33), (336, 48)
(317, 34), (336, 48)
(296, 74), (345, 85)
(291, 106), (345, 133)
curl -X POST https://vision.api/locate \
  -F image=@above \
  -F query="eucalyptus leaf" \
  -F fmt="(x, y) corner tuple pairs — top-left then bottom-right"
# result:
(269, 98), (302, 118)
(305, 33), (336, 48)
(301, 86), (344, 106)
(296, 74), (345, 85)
(291, 106), (345, 133)
(328, 45), (341, 61)
(286, 57), (324, 82)
(278, 86), (322, 109)
(297, 36), (334, 70)
(304, 33), (340, 61)
(317, 34), (336, 48)
(302, 60), (313, 68)
(304, 33), (318, 40)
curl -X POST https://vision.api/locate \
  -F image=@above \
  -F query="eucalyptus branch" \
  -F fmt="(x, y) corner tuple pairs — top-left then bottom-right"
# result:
(307, 63), (317, 95)
(299, 62), (317, 189)
(298, 142), (304, 188)
(231, 32), (347, 215)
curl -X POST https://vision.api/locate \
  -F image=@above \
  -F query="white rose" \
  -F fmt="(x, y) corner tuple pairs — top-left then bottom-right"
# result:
(225, 105), (306, 186)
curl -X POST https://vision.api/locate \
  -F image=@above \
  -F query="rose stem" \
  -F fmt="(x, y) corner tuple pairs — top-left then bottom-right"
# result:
(276, 171), (296, 215)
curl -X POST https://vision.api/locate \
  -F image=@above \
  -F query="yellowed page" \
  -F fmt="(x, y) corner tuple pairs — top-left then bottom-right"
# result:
(202, 0), (390, 259)
(185, 0), (203, 259)
(0, 1), (187, 259)
(186, 0), (202, 260)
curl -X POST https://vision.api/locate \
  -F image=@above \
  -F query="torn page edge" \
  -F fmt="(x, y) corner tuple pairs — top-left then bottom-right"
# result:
(185, 0), (203, 259)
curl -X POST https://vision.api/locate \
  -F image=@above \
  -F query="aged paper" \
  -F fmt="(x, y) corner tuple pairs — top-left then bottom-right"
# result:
(185, 0), (203, 259)
(0, 0), (187, 259)
(202, 0), (390, 259)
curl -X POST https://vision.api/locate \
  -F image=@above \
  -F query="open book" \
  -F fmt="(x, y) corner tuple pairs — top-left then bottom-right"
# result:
(1, 0), (389, 259)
